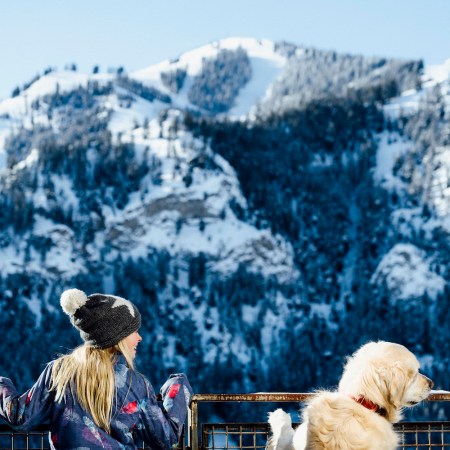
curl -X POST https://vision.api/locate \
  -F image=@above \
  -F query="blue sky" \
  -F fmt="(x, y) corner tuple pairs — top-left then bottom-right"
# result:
(1, 0), (449, 99)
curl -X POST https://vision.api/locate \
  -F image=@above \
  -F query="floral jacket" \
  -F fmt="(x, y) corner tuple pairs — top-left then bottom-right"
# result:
(0, 354), (193, 449)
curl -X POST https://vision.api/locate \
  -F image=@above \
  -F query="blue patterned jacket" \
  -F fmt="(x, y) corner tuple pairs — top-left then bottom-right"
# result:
(0, 354), (192, 449)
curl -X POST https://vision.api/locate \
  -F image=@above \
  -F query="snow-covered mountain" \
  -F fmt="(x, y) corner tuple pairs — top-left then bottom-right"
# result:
(372, 59), (450, 303)
(1, 38), (450, 418)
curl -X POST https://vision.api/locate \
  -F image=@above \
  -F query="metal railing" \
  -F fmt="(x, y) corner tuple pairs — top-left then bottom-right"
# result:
(189, 392), (450, 450)
(2, 392), (450, 449)
(0, 425), (182, 450)
(0, 425), (170, 450)
(200, 422), (450, 450)
(0, 424), (50, 450)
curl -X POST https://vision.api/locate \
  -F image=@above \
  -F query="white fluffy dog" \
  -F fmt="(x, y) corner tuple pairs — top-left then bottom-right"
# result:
(267, 341), (433, 450)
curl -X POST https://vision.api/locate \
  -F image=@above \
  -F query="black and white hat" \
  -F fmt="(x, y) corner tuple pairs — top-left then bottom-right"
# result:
(60, 289), (141, 349)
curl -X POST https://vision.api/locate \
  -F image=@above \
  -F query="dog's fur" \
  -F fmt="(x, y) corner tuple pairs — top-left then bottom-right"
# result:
(267, 341), (433, 450)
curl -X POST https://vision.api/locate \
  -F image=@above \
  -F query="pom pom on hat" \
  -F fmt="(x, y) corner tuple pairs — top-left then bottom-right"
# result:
(61, 288), (88, 316)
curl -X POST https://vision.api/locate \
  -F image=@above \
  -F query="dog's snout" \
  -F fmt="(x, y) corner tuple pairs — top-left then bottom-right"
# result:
(421, 374), (434, 389)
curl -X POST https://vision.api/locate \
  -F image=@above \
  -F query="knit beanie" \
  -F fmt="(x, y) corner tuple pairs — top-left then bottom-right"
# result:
(60, 289), (141, 349)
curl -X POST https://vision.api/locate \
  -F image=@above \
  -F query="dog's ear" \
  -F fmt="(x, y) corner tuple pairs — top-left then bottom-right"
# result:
(359, 360), (388, 401)
(338, 342), (409, 407)
(352, 359), (409, 409)
(373, 362), (410, 407)
(340, 352), (385, 403)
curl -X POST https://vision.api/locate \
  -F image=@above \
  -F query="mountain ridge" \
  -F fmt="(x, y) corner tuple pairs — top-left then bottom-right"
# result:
(0, 38), (449, 421)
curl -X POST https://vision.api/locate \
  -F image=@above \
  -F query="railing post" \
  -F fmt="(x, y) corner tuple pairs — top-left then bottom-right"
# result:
(188, 397), (199, 450)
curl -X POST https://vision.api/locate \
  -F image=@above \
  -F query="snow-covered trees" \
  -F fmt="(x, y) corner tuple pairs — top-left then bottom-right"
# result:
(188, 47), (252, 113)
(116, 75), (172, 104)
(1, 41), (449, 422)
(161, 68), (187, 93)
(263, 42), (423, 114)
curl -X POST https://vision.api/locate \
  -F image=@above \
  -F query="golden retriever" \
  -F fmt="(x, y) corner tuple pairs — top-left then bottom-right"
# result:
(267, 341), (433, 450)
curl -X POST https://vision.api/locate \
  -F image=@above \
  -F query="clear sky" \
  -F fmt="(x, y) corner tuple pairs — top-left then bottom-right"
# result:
(1, 0), (449, 100)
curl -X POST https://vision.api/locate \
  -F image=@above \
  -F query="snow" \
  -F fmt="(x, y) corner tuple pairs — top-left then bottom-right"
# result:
(0, 36), (284, 164)
(24, 71), (89, 99)
(0, 116), (12, 170)
(224, 38), (286, 117)
(310, 302), (333, 320)
(424, 145), (450, 217)
(228, 48), (285, 117)
(0, 217), (84, 280)
(25, 296), (42, 323)
(383, 88), (424, 118)
(0, 245), (25, 275)
(134, 37), (279, 81)
(0, 71), (89, 118)
(372, 243), (445, 300)
(13, 148), (39, 171)
(132, 37), (286, 117)
(261, 309), (279, 355)
(2, 37), (450, 393)
(0, 71), (115, 124)
(33, 216), (85, 277)
(1, 36), (447, 309)
(383, 58), (450, 119)
(105, 191), (296, 282)
(107, 88), (167, 137)
(379, 70), (450, 257)
(1, 147), (40, 178)
(101, 117), (298, 282)
(424, 59), (450, 86)
(50, 174), (80, 210)
(391, 208), (425, 238)
(373, 131), (410, 190)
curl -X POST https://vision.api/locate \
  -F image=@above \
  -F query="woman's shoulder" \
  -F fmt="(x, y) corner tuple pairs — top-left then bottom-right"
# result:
(35, 359), (56, 385)
(114, 355), (151, 389)
(133, 370), (153, 389)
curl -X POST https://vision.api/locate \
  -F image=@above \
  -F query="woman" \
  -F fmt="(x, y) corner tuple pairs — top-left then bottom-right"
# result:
(0, 288), (193, 449)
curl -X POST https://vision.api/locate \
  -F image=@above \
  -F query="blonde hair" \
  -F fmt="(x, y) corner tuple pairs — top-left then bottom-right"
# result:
(50, 339), (135, 433)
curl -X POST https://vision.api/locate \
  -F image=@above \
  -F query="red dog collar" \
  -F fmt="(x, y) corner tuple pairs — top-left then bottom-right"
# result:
(351, 396), (387, 418)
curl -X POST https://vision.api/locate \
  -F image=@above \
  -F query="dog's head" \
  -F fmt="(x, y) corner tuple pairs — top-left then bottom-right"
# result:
(338, 341), (433, 422)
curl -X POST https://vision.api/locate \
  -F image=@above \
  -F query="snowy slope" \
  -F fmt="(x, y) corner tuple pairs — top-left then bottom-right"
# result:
(377, 59), (450, 208)
(101, 112), (298, 282)
(371, 61), (450, 301)
(372, 243), (445, 300)
(131, 37), (286, 117)
(384, 58), (450, 118)
(2, 38), (450, 402)
(0, 88), (298, 287)
(373, 131), (411, 191)
(0, 38), (288, 170)
(0, 38), (296, 287)
(1, 38), (449, 299)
